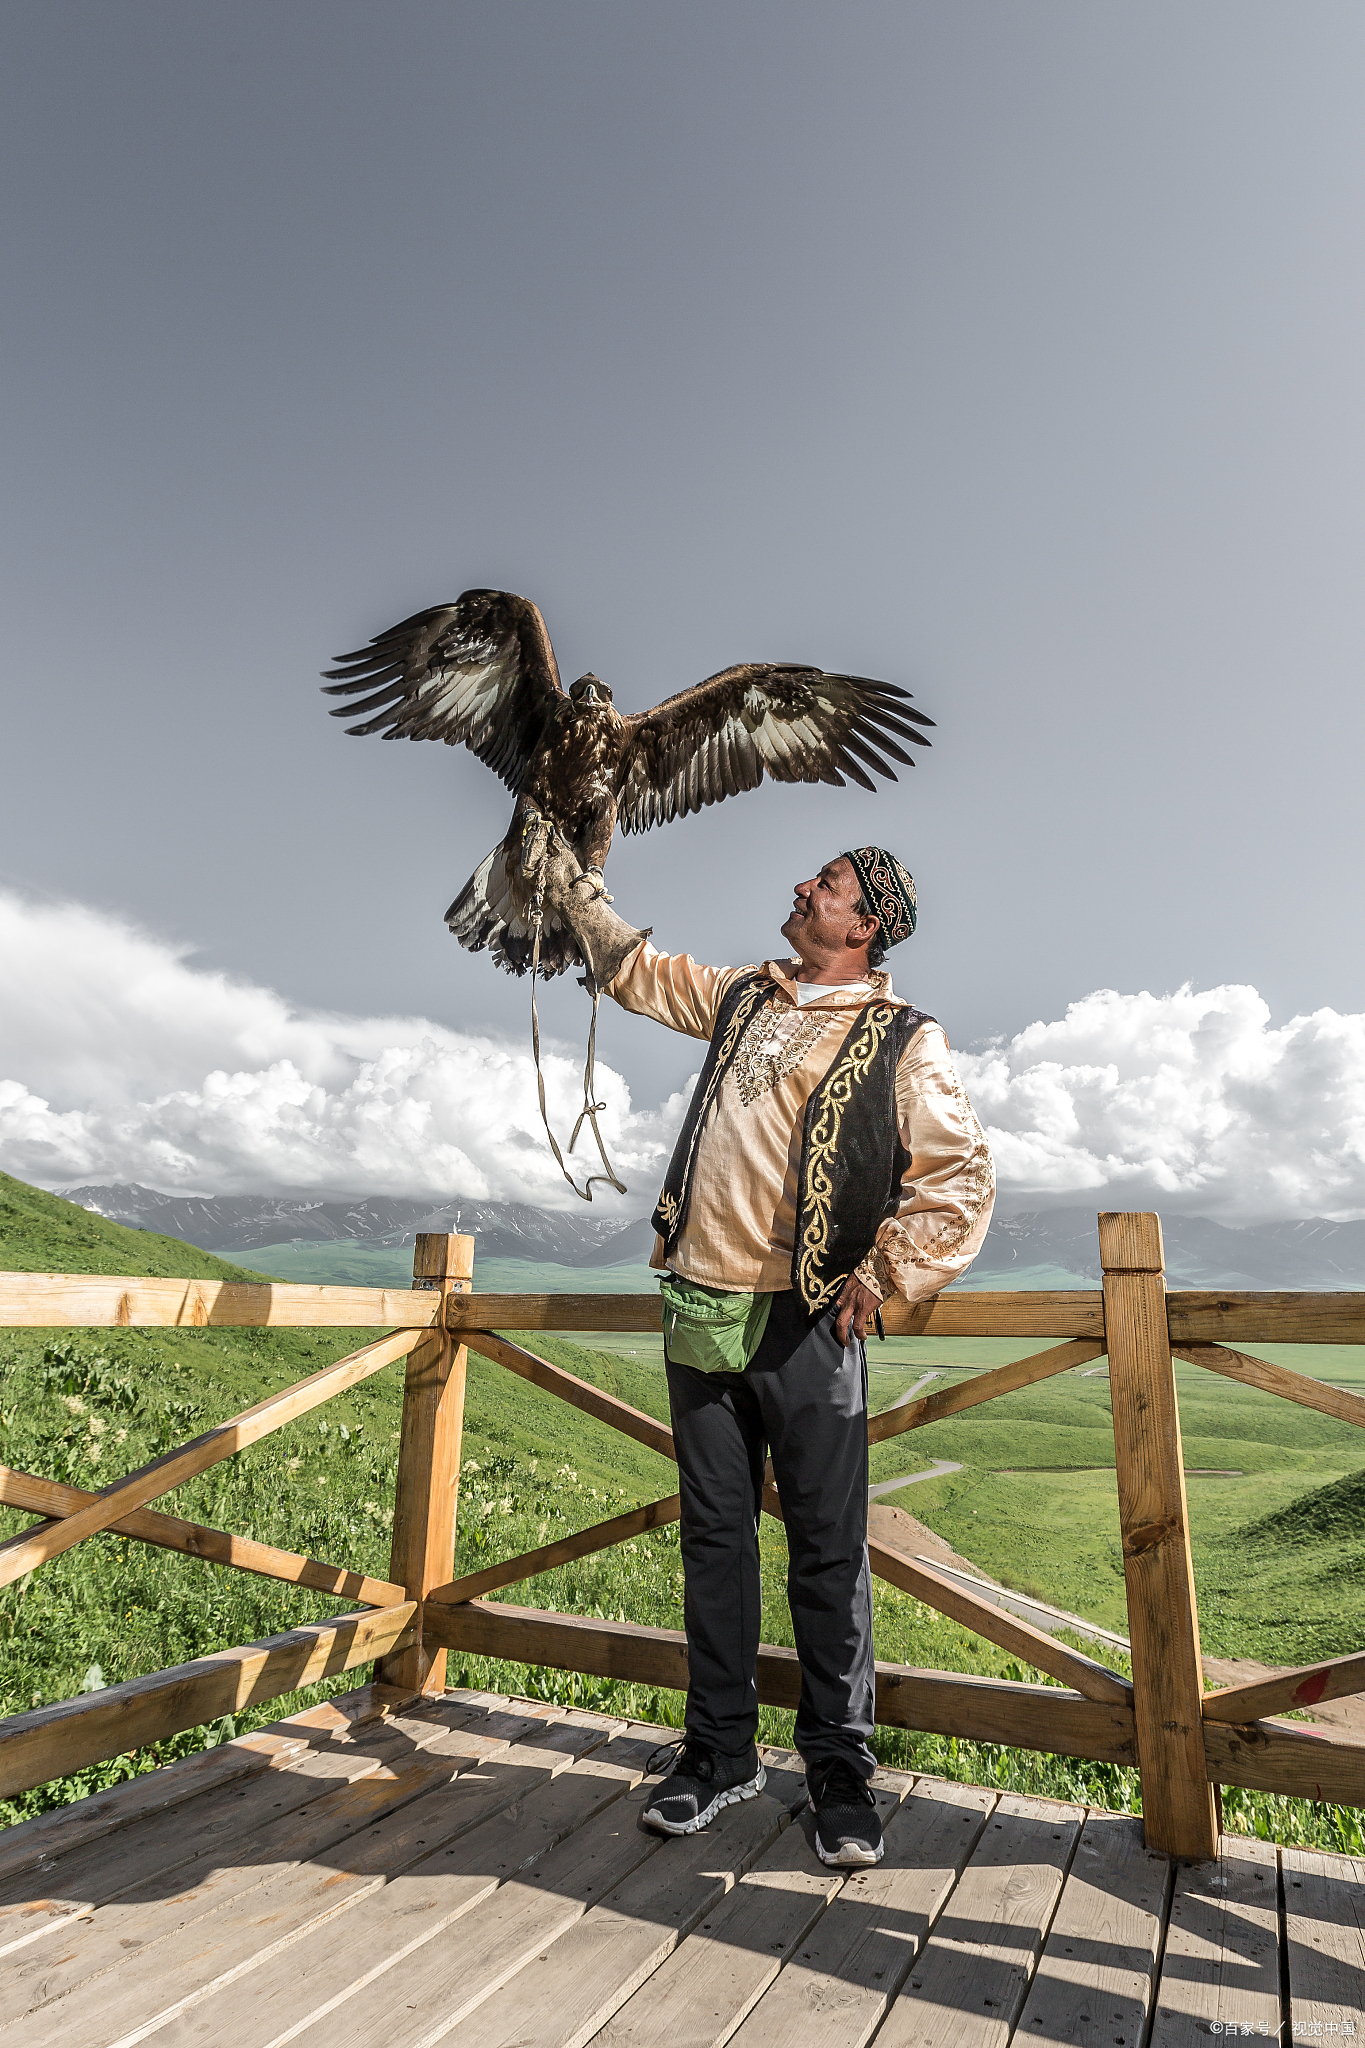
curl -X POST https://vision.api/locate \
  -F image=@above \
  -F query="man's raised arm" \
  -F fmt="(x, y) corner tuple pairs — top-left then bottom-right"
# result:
(607, 939), (744, 1041)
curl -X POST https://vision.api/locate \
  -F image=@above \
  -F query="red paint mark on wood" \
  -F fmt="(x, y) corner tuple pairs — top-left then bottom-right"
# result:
(1293, 1671), (1331, 1706)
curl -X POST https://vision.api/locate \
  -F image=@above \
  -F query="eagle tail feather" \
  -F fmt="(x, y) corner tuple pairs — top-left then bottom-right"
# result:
(446, 845), (583, 979)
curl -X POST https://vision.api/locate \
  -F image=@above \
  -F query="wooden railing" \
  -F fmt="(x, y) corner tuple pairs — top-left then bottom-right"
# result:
(1, 1212), (1363, 1861)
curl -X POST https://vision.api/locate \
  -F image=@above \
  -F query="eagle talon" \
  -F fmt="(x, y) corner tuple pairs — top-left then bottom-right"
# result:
(575, 866), (613, 903)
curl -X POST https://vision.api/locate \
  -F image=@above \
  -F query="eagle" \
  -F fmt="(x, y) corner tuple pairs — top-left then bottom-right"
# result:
(323, 587), (933, 977)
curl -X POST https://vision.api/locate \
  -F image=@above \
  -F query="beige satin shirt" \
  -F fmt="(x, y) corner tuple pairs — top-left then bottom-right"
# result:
(607, 942), (996, 1305)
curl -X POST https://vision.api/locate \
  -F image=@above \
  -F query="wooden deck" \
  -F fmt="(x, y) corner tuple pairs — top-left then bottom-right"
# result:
(1, 1686), (1360, 2048)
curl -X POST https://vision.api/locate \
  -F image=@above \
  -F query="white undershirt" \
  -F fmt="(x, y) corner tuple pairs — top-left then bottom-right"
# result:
(792, 979), (871, 1007)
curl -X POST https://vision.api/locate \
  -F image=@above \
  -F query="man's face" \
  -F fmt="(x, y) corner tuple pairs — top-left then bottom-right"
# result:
(782, 857), (868, 961)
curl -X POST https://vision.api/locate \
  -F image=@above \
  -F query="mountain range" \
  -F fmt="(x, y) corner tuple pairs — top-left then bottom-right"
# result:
(57, 1184), (1365, 1287)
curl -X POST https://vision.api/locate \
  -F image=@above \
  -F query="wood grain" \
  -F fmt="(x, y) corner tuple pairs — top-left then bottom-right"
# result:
(1013, 1812), (1170, 2046)
(464, 1329), (677, 1460)
(429, 1492), (682, 1607)
(1174, 1340), (1365, 1432)
(446, 1291), (1108, 1338)
(425, 1600), (1140, 1765)
(1166, 1291), (1365, 1345)
(1203, 1647), (1365, 1724)
(1149, 1833), (1280, 2042)
(728, 1776), (994, 2048)
(1282, 1844), (1365, 2041)
(0, 1271), (440, 1328)
(378, 1233), (474, 1694)
(0, 1327), (418, 1589)
(0, 1604), (416, 1799)
(1204, 1712), (1365, 1805)
(873, 1793), (1084, 2048)
(0, 1460), (404, 1606)
(866, 1338), (1105, 1446)
(1103, 1213), (1218, 1860)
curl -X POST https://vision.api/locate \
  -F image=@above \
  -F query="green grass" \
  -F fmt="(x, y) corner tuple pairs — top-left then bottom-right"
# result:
(3, 1171), (1365, 1853)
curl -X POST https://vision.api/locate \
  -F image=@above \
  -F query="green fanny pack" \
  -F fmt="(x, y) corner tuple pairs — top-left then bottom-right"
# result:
(659, 1275), (773, 1374)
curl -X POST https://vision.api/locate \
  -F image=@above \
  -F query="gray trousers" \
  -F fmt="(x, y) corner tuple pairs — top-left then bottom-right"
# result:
(664, 1288), (876, 1778)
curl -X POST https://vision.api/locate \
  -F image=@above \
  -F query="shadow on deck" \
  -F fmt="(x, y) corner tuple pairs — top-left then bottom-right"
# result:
(0, 1683), (1354, 2048)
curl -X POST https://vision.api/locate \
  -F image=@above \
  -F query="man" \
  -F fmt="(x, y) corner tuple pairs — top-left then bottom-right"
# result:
(606, 847), (995, 1866)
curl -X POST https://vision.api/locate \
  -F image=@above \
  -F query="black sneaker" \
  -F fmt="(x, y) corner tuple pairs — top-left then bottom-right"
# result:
(641, 1736), (766, 1836)
(808, 1757), (883, 1866)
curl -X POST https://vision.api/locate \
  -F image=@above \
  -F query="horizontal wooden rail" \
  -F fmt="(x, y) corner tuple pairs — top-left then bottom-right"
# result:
(423, 1598), (1139, 1765)
(1203, 1650), (1365, 1726)
(0, 1462), (405, 1608)
(446, 1289), (1108, 1338)
(1173, 1343), (1365, 1431)
(463, 1330), (676, 1461)
(0, 1604), (416, 1800)
(0, 1272), (441, 1329)
(0, 1327), (419, 1590)
(866, 1338), (1104, 1446)
(1167, 1292), (1365, 1346)
(1203, 1712), (1365, 1806)
(429, 1492), (682, 1606)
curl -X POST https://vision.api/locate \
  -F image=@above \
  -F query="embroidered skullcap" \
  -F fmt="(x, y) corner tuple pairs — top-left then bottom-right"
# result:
(841, 846), (917, 946)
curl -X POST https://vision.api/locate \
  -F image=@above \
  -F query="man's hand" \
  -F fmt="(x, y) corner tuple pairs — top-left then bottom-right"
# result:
(835, 1276), (881, 1349)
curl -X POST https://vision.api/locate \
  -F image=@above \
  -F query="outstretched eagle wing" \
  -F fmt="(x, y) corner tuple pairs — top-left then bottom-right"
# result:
(615, 665), (932, 833)
(321, 588), (562, 797)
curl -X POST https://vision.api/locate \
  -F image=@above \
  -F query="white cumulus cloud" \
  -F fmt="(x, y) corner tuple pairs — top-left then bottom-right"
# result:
(1, 888), (1361, 1220)
(0, 888), (681, 1208)
(956, 984), (1365, 1221)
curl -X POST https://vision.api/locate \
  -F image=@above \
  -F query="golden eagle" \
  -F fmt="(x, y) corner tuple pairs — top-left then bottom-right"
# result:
(323, 587), (932, 976)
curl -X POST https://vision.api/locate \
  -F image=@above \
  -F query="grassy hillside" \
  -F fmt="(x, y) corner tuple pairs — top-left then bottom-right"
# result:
(3, 1172), (1364, 1850)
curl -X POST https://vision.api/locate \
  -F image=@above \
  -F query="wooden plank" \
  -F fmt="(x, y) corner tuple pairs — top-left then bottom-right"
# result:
(0, 1460), (405, 1606)
(0, 1700), (455, 1960)
(1283, 1844), (1365, 2040)
(1149, 1832), (1280, 2043)
(1167, 1291), (1365, 1345)
(873, 1792), (1084, 2048)
(0, 1271), (440, 1328)
(165, 1732), (653, 2048)
(1204, 1648), (1365, 1724)
(0, 1328), (419, 1590)
(1102, 1211), (1218, 1860)
(1013, 1812), (1171, 2045)
(425, 1601), (1140, 1765)
(431, 1493), (682, 1606)
(280, 1755), (676, 2048)
(464, 1331), (677, 1460)
(378, 1233), (474, 1695)
(28, 1718), (626, 2048)
(1204, 1713), (1365, 1805)
(0, 1680), (416, 1883)
(0, 1603), (416, 1798)
(866, 1339), (1105, 1446)
(590, 1796), (900, 2048)
(1174, 1340), (1365, 1432)
(727, 1775), (995, 2048)
(447, 1291), (1107, 1338)
(0, 1718), (484, 2030)
(442, 1769), (805, 2048)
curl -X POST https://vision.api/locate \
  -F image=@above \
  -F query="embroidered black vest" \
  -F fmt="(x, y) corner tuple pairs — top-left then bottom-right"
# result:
(651, 972), (932, 1312)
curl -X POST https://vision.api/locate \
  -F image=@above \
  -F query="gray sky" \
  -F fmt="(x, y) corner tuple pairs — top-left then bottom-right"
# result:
(3, 1), (1363, 1122)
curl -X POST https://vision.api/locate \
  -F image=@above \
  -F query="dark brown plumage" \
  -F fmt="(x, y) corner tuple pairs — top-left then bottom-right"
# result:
(322, 587), (933, 976)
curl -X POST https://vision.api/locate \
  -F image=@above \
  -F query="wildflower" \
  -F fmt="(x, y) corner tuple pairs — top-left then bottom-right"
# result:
(62, 1395), (85, 1416)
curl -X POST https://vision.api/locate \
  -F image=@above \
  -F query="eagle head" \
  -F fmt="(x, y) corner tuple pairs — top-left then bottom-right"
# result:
(569, 673), (612, 706)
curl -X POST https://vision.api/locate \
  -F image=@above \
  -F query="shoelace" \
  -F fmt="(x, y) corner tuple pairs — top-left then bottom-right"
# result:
(813, 1760), (874, 1808)
(645, 1735), (714, 1782)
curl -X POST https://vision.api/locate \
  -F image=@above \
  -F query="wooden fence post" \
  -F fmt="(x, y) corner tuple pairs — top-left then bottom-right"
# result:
(1101, 1211), (1217, 1860)
(376, 1231), (475, 1695)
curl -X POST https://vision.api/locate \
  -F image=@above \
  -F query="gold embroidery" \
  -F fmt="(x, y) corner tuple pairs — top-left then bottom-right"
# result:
(796, 1002), (897, 1310)
(731, 1005), (837, 1105)
(655, 977), (770, 1240)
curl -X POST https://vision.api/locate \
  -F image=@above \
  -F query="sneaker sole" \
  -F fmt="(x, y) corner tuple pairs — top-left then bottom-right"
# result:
(815, 1829), (885, 1867)
(642, 1763), (767, 1836)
